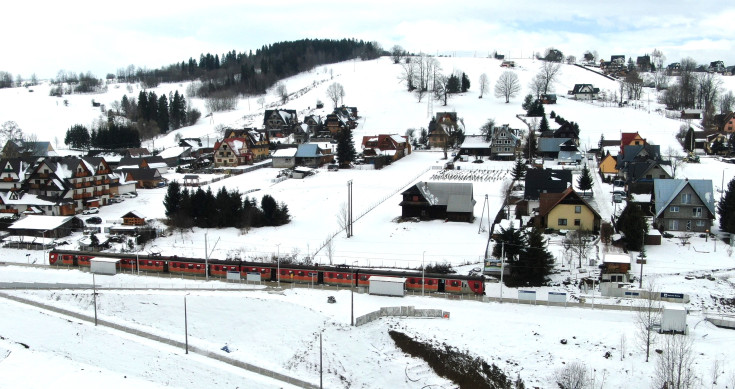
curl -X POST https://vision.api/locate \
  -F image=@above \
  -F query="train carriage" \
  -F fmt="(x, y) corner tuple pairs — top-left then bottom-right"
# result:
(240, 265), (272, 281)
(168, 259), (207, 276)
(209, 262), (241, 278)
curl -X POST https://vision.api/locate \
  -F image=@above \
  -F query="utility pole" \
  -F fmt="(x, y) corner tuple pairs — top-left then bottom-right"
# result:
(499, 242), (505, 302)
(184, 294), (189, 354)
(92, 273), (97, 326)
(204, 232), (208, 280)
(422, 251), (426, 296)
(276, 243), (281, 287)
(319, 331), (323, 389)
(347, 180), (353, 237)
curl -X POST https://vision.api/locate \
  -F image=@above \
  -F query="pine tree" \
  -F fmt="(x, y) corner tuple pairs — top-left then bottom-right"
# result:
(461, 72), (470, 92)
(510, 228), (555, 287)
(718, 177), (735, 233)
(577, 164), (593, 196)
(616, 203), (648, 250)
(446, 74), (461, 93)
(525, 128), (537, 159)
(64, 124), (90, 149)
(163, 181), (182, 219)
(157, 94), (170, 134)
(147, 91), (158, 122)
(522, 94), (534, 111)
(491, 227), (525, 262)
(137, 91), (148, 121)
(511, 155), (526, 180)
(539, 116), (550, 133)
(336, 126), (356, 167)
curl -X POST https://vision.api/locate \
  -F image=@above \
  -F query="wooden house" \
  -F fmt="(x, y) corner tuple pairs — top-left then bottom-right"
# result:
(400, 181), (475, 222)
(121, 211), (146, 226)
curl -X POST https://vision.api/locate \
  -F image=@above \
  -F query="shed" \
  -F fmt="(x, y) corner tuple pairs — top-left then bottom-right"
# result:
(661, 306), (687, 334)
(368, 276), (407, 297)
(90, 257), (120, 275)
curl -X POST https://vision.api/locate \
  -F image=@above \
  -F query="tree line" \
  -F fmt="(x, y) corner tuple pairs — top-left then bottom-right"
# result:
(119, 38), (382, 98)
(164, 181), (291, 229)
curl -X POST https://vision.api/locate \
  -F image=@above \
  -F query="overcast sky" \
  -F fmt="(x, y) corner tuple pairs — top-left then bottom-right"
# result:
(3, 1), (735, 79)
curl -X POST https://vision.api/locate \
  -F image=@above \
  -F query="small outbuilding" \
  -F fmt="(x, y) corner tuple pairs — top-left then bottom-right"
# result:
(661, 306), (687, 334)
(90, 256), (120, 275)
(368, 276), (407, 297)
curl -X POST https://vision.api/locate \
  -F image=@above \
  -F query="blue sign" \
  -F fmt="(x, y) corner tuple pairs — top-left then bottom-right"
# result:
(624, 291), (640, 296)
(661, 292), (684, 299)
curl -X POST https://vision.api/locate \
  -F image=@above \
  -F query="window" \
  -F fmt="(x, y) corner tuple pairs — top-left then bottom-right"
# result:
(670, 206), (679, 213)
(574, 206), (582, 214)
(574, 219), (581, 226)
(681, 193), (691, 204)
(693, 207), (702, 217)
(558, 218), (568, 226)
(669, 220), (679, 230)
(696, 220), (706, 227)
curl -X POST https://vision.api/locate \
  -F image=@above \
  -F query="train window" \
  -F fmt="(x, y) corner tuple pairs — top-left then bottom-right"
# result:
(298, 271), (304, 276)
(451, 281), (459, 287)
(281, 270), (286, 275)
(427, 280), (433, 285)
(188, 264), (194, 268)
(346, 275), (352, 280)
(148, 261), (152, 265)
(360, 275), (368, 281)
(336, 274), (343, 279)
(196, 265), (201, 269)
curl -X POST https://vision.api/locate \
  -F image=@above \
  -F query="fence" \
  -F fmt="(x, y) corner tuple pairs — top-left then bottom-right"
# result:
(185, 161), (273, 187)
(355, 306), (449, 326)
(0, 291), (319, 389)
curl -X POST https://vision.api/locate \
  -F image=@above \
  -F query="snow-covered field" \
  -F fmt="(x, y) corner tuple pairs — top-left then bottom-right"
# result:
(2, 56), (735, 388)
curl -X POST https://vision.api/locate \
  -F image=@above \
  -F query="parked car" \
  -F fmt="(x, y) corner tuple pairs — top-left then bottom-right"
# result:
(83, 207), (99, 214)
(120, 193), (137, 199)
(613, 194), (623, 203)
(613, 179), (625, 187)
(85, 216), (102, 224)
(109, 197), (124, 203)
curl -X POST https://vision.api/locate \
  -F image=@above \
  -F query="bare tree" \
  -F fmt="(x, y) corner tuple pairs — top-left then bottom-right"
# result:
(554, 361), (588, 389)
(326, 82), (345, 109)
(0, 121), (23, 145)
(478, 73), (489, 98)
(563, 230), (592, 268)
(399, 59), (416, 91)
(537, 61), (562, 95)
(275, 83), (288, 104)
(390, 45), (405, 64)
(719, 91), (734, 114)
(636, 283), (661, 362)
(529, 74), (545, 99)
(665, 147), (684, 179)
(494, 71), (521, 103)
(337, 202), (349, 237)
(324, 237), (335, 265)
(653, 335), (697, 389)
(256, 96), (265, 109)
(624, 69), (644, 100)
(698, 72), (723, 128)
(619, 333), (627, 361)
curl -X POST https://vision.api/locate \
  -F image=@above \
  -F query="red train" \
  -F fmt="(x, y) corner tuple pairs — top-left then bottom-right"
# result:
(48, 250), (485, 295)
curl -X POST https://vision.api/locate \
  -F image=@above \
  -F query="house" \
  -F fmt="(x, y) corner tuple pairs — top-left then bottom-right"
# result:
(681, 109), (701, 120)
(294, 144), (334, 168)
(652, 179), (715, 233)
(600, 253), (632, 283)
(7, 215), (83, 240)
(271, 147), (297, 168)
(428, 112), (460, 149)
(622, 160), (672, 194)
(536, 187), (601, 232)
(0, 158), (33, 191)
(523, 168), (572, 200)
(617, 144), (661, 170)
(538, 138), (575, 159)
(598, 152), (618, 181)
(263, 109), (298, 138)
(619, 132), (646, 155)
(717, 112), (735, 133)
(121, 211), (146, 226)
(553, 122), (580, 140)
(458, 135), (492, 157)
(117, 156), (168, 174)
(124, 148), (152, 158)
(158, 146), (192, 167)
(710, 61), (726, 73)
(490, 124), (520, 160)
(540, 94), (557, 104)
(399, 181), (475, 222)
(569, 84), (600, 100)
(1, 140), (57, 158)
(361, 134), (411, 161)
(118, 168), (164, 189)
(637, 55), (652, 72)
(212, 138), (252, 167)
(667, 62), (681, 76)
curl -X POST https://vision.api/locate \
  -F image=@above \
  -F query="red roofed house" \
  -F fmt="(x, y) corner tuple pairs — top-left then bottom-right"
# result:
(213, 138), (253, 167)
(361, 134), (411, 161)
(620, 132), (646, 155)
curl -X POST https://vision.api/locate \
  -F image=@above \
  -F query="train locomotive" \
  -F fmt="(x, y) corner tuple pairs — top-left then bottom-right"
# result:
(48, 249), (485, 295)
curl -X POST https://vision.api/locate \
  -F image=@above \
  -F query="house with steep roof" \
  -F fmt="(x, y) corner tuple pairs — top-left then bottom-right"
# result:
(536, 187), (600, 232)
(121, 210), (146, 226)
(400, 181), (475, 222)
(361, 134), (411, 161)
(569, 84), (600, 100)
(619, 132), (646, 154)
(458, 135), (492, 157)
(490, 124), (520, 160)
(622, 160), (672, 194)
(213, 138), (252, 167)
(523, 168), (572, 201)
(1, 140), (57, 158)
(598, 152), (618, 181)
(118, 168), (164, 189)
(263, 109), (298, 138)
(652, 179), (715, 232)
(538, 138), (575, 159)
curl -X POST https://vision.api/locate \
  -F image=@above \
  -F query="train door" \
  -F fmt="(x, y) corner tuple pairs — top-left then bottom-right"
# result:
(317, 270), (324, 284)
(438, 279), (446, 293)
(270, 267), (277, 282)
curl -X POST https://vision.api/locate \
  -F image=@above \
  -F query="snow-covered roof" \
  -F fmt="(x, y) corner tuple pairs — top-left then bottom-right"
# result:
(603, 253), (631, 264)
(272, 148), (297, 158)
(459, 135), (491, 149)
(0, 192), (55, 206)
(653, 179), (715, 218)
(9, 215), (77, 230)
(158, 146), (189, 159)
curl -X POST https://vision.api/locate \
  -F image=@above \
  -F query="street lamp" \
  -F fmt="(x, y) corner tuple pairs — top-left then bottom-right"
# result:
(184, 293), (190, 354)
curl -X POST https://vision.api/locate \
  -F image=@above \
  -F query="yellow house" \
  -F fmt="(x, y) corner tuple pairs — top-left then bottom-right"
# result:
(537, 188), (601, 231)
(598, 152), (618, 180)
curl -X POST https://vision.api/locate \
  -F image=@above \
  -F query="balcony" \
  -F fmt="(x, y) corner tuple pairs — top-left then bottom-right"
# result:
(0, 209), (18, 214)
